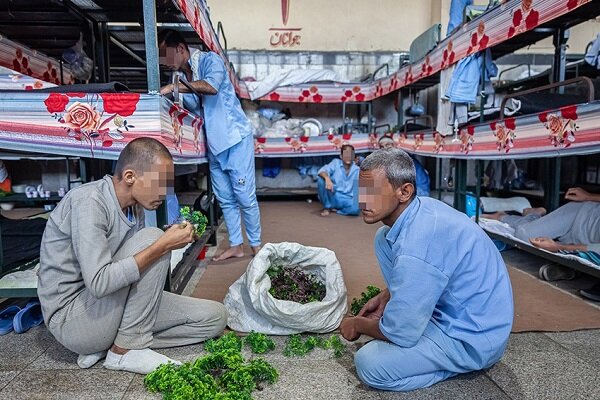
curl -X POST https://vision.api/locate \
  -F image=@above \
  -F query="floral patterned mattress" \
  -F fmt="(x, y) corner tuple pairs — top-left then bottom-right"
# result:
(0, 92), (206, 164)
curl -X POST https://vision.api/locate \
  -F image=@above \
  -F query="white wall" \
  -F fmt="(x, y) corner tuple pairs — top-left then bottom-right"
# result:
(208, 0), (437, 51)
(209, 0), (599, 54)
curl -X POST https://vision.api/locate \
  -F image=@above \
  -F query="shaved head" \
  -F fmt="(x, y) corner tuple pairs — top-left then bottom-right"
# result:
(114, 137), (173, 179)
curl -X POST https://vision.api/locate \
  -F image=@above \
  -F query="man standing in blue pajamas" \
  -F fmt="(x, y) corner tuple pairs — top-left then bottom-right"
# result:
(317, 144), (360, 217)
(340, 148), (513, 392)
(158, 30), (261, 261)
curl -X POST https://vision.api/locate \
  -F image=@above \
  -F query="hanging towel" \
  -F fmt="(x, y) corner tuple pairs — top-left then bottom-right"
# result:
(446, 0), (474, 36)
(446, 49), (497, 105)
(585, 33), (600, 70)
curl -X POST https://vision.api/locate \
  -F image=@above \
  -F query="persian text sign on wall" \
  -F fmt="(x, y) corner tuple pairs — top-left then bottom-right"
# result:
(269, 0), (302, 48)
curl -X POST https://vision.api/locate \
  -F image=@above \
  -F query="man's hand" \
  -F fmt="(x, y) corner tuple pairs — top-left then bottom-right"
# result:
(325, 178), (334, 192)
(340, 317), (361, 341)
(565, 187), (591, 202)
(160, 84), (174, 96)
(158, 222), (196, 251)
(357, 289), (390, 320)
(530, 237), (561, 253)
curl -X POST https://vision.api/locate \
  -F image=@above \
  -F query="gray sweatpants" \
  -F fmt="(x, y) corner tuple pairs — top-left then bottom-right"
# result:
(47, 227), (227, 355)
(501, 201), (600, 248)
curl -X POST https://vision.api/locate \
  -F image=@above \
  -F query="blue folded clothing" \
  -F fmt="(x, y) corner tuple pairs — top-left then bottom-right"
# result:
(0, 305), (20, 335)
(13, 301), (43, 334)
(559, 250), (600, 266)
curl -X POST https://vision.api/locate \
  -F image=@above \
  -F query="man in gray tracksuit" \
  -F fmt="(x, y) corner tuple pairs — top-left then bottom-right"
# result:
(38, 137), (227, 374)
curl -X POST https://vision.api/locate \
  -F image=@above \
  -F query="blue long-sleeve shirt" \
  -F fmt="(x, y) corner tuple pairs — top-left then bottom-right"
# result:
(318, 158), (359, 198)
(184, 49), (253, 156)
(380, 197), (513, 367)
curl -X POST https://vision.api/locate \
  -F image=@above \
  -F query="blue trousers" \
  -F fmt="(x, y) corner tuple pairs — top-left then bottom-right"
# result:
(354, 227), (473, 392)
(208, 135), (261, 247)
(316, 178), (359, 216)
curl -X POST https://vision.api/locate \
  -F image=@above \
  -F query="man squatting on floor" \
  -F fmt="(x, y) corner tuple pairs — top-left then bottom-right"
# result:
(341, 148), (514, 391)
(37, 138), (227, 374)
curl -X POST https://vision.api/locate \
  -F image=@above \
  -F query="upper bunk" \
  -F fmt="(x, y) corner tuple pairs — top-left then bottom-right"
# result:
(0, 90), (207, 164)
(0, 35), (75, 86)
(0, 2), (208, 164)
(173, 0), (598, 103)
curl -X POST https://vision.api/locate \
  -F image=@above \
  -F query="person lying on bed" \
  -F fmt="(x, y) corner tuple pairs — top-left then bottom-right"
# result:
(483, 187), (600, 301)
(482, 187), (600, 255)
(37, 138), (227, 374)
(317, 144), (360, 217)
(340, 148), (513, 392)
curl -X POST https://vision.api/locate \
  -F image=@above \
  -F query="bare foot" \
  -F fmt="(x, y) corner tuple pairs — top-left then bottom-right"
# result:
(523, 207), (547, 217)
(213, 244), (244, 261)
(529, 237), (560, 253)
(251, 245), (262, 257)
(482, 211), (506, 221)
(320, 209), (331, 217)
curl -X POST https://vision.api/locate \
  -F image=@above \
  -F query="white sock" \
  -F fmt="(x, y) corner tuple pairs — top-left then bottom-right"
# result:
(103, 348), (182, 375)
(77, 350), (107, 369)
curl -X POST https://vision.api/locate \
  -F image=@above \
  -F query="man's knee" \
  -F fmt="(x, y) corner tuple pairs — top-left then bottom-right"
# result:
(209, 303), (228, 337)
(135, 227), (164, 243)
(355, 343), (399, 390)
(233, 188), (258, 211)
(514, 225), (531, 242)
(191, 300), (228, 339)
(355, 343), (449, 392)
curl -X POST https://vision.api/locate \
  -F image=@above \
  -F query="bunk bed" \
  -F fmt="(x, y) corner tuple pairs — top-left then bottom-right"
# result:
(173, 0), (595, 103)
(170, 0), (599, 166)
(0, 35), (75, 86)
(177, 0), (600, 273)
(0, 91), (207, 164)
(0, 3), (218, 297)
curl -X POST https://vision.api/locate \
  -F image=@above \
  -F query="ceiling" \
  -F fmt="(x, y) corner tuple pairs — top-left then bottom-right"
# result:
(0, 0), (211, 91)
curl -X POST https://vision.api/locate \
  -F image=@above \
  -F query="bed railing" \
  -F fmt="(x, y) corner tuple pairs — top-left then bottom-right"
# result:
(172, 74), (203, 106)
(499, 76), (595, 120)
(403, 115), (435, 135)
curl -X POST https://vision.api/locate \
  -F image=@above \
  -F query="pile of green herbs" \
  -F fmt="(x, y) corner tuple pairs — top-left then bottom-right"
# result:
(350, 285), (381, 316)
(283, 334), (346, 358)
(179, 206), (208, 237)
(266, 259), (326, 304)
(144, 331), (347, 399)
(144, 332), (277, 400)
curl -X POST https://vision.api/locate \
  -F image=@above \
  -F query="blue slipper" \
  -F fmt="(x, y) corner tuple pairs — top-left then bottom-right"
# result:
(0, 305), (21, 335)
(13, 302), (44, 334)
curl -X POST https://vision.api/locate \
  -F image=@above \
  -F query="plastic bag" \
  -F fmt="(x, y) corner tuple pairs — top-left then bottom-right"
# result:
(224, 242), (348, 334)
(62, 33), (93, 81)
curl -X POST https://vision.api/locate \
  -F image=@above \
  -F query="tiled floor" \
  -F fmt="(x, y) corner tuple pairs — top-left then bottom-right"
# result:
(0, 326), (599, 399)
(1, 222), (599, 399)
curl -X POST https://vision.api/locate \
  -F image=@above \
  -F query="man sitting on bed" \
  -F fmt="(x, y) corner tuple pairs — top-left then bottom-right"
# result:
(37, 138), (227, 374)
(483, 187), (600, 301)
(317, 144), (360, 217)
(340, 148), (513, 392)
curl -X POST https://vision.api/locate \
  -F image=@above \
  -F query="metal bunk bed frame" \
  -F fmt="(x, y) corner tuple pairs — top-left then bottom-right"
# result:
(0, 0), (219, 298)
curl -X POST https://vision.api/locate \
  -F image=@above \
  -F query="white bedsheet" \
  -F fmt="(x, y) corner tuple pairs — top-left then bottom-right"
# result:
(244, 69), (347, 100)
(479, 196), (531, 213)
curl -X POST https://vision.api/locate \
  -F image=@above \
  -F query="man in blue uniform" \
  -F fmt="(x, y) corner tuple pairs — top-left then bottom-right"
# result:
(317, 144), (360, 217)
(340, 148), (513, 391)
(158, 30), (261, 261)
(378, 135), (430, 196)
